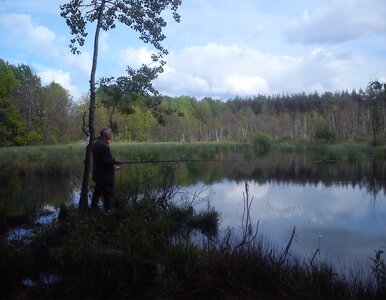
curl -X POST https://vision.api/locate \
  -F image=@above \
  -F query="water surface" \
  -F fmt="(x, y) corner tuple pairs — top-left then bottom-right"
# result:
(2, 151), (386, 275)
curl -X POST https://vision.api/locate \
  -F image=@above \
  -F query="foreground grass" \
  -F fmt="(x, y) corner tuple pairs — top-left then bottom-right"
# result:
(1, 185), (385, 299)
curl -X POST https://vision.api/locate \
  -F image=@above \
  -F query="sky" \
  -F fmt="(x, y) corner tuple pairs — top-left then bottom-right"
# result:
(0, 0), (386, 100)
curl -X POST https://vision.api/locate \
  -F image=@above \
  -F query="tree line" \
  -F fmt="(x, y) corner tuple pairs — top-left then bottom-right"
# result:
(1, 58), (385, 147)
(0, 58), (83, 146)
(98, 80), (386, 146)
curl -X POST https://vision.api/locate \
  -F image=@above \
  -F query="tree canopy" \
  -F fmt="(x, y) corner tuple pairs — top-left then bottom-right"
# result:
(0, 59), (78, 146)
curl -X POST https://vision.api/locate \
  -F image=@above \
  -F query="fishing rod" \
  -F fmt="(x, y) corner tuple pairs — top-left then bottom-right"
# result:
(120, 159), (241, 164)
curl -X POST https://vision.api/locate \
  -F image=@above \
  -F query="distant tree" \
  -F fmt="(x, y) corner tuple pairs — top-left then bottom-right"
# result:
(60, 0), (182, 209)
(36, 82), (73, 144)
(0, 59), (25, 146)
(367, 80), (386, 146)
(13, 64), (42, 131)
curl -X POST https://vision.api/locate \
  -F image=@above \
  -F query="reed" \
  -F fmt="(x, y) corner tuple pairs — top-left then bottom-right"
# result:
(0, 142), (248, 174)
(0, 143), (85, 174)
(2, 141), (382, 175)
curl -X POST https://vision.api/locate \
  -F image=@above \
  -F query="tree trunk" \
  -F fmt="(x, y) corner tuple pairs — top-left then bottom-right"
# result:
(79, 0), (105, 210)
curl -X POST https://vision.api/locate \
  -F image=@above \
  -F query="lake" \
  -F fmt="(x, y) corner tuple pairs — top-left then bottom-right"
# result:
(2, 149), (386, 276)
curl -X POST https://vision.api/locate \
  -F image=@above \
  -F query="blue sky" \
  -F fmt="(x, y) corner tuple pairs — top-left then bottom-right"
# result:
(1, 0), (385, 100)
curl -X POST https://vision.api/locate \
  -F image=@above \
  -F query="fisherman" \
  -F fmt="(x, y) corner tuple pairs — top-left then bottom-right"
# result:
(91, 128), (122, 211)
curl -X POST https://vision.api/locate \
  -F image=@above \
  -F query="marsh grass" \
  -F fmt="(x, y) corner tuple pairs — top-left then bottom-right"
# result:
(2, 141), (383, 175)
(113, 141), (248, 161)
(0, 142), (249, 175)
(276, 140), (386, 163)
(0, 144), (85, 175)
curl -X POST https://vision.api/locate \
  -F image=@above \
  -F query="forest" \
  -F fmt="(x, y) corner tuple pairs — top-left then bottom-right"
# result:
(1, 57), (386, 147)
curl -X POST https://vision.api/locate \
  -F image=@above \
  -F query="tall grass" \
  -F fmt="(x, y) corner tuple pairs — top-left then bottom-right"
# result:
(276, 140), (386, 162)
(0, 142), (250, 174)
(113, 141), (249, 161)
(2, 141), (384, 175)
(0, 144), (86, 175)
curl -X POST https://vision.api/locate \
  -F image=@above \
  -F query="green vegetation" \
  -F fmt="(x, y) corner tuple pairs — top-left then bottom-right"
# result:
(1, 57), (385, 148)
(0, 59), (80, 146)
(0, 144), (85, 174)
(252, 132), (271, 154)
(1, 183), (385, 299)
(2, 141), (384, 171)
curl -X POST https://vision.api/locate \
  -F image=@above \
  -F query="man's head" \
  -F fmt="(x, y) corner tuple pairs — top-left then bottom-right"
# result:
(100, 128), (112, 144)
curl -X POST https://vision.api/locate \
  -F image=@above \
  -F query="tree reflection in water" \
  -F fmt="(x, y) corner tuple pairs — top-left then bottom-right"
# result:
(2, 151), (386, 275)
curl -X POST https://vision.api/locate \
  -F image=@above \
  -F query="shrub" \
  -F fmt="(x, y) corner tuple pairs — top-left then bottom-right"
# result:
(252, 133), (271, 154)
(314, 125), (336, 144)
(26, 131), (43, 145)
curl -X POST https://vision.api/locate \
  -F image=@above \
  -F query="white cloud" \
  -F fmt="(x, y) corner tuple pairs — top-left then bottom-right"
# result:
(38, 69), (80, 98)
(299, 49), (364, 91)
(119, 47), (154, 68)
(152, 43), (364, 98)
(65, 51), (92, 76)
(0, 13), (57, 54)
(1, 0), (384, 99)
(282, 1), (386, 45)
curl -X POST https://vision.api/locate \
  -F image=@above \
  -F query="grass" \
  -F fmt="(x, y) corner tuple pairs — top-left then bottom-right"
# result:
(1, 140), (384, 174)
(275, 140), (386, 162)
(0, 143), (86, 175)
(113, 141), (249, 161)
(0, 142), (249, 174)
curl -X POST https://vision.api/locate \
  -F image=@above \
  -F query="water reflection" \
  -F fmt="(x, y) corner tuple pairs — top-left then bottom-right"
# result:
(2, 151), (386, 274)
(190, 180), (386, 273)
(0, 171), (80, 214)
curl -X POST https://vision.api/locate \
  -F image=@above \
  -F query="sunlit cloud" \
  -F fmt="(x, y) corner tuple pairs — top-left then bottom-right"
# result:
(38, 69), (80, 98)
(65, 51), (93, 76)
(153, 43), (364, 98)
(119, 47), (155, 68)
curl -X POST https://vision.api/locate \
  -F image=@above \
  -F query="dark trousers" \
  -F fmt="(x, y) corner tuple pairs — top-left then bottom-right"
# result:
(91, 184), (114, 210)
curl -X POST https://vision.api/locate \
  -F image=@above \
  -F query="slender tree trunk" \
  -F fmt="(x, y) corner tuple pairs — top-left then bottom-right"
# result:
(79, 0), (105, 210)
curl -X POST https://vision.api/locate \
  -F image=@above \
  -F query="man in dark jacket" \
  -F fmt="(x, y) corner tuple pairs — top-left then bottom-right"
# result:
(91, 128), (122, 211)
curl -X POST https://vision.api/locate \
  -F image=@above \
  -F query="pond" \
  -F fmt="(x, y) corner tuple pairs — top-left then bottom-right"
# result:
(2, 149), (386, 276)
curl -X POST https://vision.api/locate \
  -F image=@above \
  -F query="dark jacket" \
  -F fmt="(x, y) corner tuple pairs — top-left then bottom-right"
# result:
(92, 138), (116, 186)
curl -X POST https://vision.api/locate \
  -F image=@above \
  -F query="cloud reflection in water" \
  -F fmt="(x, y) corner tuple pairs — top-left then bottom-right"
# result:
(190, 180), (386, 273)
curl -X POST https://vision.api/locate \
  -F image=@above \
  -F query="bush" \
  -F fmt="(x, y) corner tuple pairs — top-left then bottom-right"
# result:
(26, 131), (43, 145)
(252, 133), (271, 154)
(314, 125), (336, 144)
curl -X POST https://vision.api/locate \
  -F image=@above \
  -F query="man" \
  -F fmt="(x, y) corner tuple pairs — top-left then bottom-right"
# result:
(91, 128), (122, 211)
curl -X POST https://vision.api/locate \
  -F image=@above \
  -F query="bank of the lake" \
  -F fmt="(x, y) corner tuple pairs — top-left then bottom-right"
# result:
(1, 141), (386, 172)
